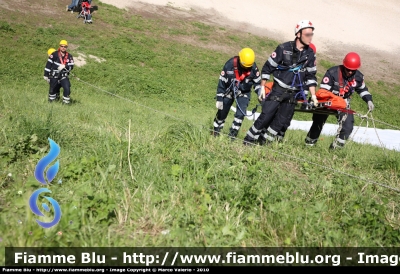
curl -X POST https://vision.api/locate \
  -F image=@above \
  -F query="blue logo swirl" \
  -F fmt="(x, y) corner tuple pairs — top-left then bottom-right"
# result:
(34, 138), (60, 185)
(29, 188), (62, 228)
(29, 138), (62, 229)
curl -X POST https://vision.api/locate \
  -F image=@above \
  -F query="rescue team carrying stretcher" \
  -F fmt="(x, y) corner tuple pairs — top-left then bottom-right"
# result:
(212, 19), (374, 150)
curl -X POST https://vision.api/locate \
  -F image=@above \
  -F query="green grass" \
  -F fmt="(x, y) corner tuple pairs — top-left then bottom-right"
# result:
(1, 0), (400, 262)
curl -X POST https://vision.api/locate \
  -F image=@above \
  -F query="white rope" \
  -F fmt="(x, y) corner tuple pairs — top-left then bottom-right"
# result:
(71, 73), (400, 194)
(354, 111), (400, 130)
(350, 111), (388, 155)
(70, 73), (187, 123)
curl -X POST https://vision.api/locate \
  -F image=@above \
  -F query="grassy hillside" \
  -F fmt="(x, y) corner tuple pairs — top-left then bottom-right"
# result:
(1, 1), (400, 262)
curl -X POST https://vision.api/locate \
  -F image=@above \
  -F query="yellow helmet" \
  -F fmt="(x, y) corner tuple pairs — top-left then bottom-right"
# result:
(239, 48), (255, 68)
(47, 48), (56, 56)
(59, 40), (68, 46)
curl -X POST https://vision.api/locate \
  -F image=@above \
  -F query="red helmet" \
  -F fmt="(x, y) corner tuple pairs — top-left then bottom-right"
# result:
(309, 43), (316, 53)
(343, 52), (361, 70)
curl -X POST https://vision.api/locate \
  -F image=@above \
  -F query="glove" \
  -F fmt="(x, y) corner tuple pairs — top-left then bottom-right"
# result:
(258, 88), (266, 102)
(216, 101), (223, 110)
(43, 76), (50, 83)
(311, 95), (319, 106)
(58, 64), (65, 71)
(368, 101), (374, 111)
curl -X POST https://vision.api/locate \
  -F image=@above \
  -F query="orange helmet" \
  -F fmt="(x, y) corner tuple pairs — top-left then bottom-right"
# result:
(343, 52), (361, 70)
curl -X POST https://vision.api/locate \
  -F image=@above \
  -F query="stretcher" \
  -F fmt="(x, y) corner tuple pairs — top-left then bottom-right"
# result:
(294, 100), (356, 115)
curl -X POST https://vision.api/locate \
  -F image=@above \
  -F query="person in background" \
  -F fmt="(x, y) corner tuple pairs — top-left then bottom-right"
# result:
(44, 48), (61, 101)
(212, 48), (262, 139)
(304, 52), (374, 149)
(44, 40), (74, 104)
(66, 0), (79, 12)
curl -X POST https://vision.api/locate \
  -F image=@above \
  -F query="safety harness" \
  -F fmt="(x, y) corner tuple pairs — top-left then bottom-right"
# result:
(272, 41), (309, 103)
(57, 50), (70, 81)
(233, 56), (251, 81)
(229, 56), (260, 117)
(338, 66), (356, 98)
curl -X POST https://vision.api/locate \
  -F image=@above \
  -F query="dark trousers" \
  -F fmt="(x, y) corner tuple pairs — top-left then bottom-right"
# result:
(259, 102), (295, 141)
(306, 112), (354, 144)
(244, 88), (297, 143)
(213, 93), (250, 134)
(48, 78), (61, 99)
(49, 78), (71, 101)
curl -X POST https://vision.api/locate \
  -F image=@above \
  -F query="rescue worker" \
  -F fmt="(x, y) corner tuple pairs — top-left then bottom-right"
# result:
(212, 48), (262, 139)
(44, 48), (61, 101)
(243, 20), (318, 145)
(44, 40), (74, 104)
(305, 52), (374, 149)
(258, 43), (317, 145)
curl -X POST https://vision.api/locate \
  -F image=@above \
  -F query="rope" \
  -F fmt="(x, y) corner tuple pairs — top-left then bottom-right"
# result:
(70, 73), (187, 123)
(70, 73), (400, 194)
(354, 112), (400, 131)
(350, 111), (389, 156)
(231, 80), (260, 118)
(369, 112), (387, 149)
(331, 112), (347, 148)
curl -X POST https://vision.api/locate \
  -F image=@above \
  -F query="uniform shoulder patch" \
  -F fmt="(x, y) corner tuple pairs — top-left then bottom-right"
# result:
(271, 52), (277, 58)
(221, 71), (225, 76)
(256, 71), (260, 76)
(323, 77), (329, 83)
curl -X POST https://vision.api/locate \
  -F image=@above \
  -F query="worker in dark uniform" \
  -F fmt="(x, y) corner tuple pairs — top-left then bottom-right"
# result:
(212, 48), (262, 139)
(44, 40), (74, 104)
(44, 48), (61, 101)
(305, 52), (374, 149)
(243, 20), (318, 145)
(258, 43), (317, 145)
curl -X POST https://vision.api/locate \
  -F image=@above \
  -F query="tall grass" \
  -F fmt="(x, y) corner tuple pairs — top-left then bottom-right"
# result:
(0, 0), (400, 263)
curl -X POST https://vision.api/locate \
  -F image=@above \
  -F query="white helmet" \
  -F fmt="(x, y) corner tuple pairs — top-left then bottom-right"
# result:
(295, 20), (314, 35)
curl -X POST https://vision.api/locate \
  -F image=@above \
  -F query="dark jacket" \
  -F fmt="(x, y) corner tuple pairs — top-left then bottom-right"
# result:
(261, 39), (317, 91)
(216, 56), (262, 102)
(320, 65), (372, 103)
(44, 49), (74, 79)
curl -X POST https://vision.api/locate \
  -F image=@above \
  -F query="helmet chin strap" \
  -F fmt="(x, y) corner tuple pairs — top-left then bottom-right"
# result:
(298, 31), (308, 47)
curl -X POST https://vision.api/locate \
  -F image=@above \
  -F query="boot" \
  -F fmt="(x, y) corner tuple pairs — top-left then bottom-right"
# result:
(329, 141), (344, 150)
(62, 97), (71, 105)
(277, 131), (285, 143)
(258, 135), (266, 146)
(305, 137), (317, 147)
(228, 129), (238, 140)
(258, 129), (267, 145)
